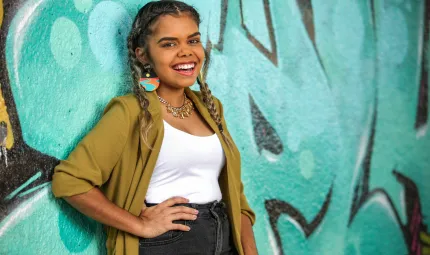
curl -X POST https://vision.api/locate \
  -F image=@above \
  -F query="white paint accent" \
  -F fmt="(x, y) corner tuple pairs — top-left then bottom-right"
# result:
(286, 217), (306, 236)
(261, 149), (281, 162)
(362, 194), (398, 224)
(350, 105), (373, 197)
(416, 123), (427, 139)
(266, 225), (281, 255)
(0, 187), (48, 237)
(12, 0), (45, 97)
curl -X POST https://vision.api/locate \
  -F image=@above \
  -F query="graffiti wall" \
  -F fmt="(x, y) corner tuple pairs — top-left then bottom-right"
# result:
(0, 0), (429, 254)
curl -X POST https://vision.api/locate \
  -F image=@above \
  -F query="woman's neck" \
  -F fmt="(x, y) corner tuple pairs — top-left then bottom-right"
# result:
(157, 86), (186, 107)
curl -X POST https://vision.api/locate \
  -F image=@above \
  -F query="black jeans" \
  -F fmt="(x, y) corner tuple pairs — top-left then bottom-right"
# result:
(139, 201), (237, 255)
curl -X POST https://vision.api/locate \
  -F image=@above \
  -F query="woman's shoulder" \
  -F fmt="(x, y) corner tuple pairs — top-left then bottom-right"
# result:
(104, 93), (141, 119)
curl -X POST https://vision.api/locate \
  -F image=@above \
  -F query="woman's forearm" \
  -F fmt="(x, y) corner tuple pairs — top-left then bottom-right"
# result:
(241, 214), (258, 254)
(64, 187), (142, 236)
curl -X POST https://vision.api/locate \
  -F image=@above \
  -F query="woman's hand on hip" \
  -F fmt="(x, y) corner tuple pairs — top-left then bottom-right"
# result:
(137, 196), (199, 238)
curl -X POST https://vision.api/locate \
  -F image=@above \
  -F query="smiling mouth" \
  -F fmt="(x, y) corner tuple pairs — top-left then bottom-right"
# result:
(172, 62), (196, 76)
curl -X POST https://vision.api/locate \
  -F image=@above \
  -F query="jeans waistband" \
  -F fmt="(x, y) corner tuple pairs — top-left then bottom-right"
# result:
(145, 200), (226, 210)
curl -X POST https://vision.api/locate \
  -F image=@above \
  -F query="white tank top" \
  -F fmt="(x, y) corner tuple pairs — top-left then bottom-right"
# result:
(145, 120), (226, 204)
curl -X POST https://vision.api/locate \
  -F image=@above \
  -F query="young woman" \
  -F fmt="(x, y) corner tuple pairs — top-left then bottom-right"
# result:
(52, 1), (257, 254)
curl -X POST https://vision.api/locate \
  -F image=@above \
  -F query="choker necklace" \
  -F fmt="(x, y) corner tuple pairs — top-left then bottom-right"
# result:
(158, 93), (194, 119)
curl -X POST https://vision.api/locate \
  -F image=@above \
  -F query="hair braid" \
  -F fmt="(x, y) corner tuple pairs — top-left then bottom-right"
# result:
(197, 64), (232, 147)
(127, 26), (154, 148)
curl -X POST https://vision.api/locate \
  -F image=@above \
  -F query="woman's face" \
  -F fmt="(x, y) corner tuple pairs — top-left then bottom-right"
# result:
(138, 14), (205, 90)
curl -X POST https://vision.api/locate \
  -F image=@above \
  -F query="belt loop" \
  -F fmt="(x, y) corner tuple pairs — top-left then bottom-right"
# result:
(220, 201), (226, 208)
(209, 201), (223, 254)
(210, 200), (218, 211)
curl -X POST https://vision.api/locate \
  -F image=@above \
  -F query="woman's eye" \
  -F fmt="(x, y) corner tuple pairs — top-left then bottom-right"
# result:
(189, 39), (200, 44)
(162, 42), (176, 48)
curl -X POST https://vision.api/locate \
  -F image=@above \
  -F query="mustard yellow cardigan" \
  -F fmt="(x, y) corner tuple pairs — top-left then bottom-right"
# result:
(52, 88), (255, 255)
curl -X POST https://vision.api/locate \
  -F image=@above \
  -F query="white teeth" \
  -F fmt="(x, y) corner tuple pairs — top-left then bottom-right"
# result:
(174, 63), (195, 70)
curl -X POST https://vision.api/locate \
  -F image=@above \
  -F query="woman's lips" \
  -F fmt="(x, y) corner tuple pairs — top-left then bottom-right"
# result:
(172, 62), (197, 77)
(173, 67), (195, 76)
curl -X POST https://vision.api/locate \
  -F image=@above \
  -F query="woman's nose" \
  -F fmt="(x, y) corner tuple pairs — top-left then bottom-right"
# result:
(178, 47), (193, 57)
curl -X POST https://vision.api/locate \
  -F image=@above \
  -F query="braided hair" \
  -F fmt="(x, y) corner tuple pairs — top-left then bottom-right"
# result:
(127, 0), (230, 147)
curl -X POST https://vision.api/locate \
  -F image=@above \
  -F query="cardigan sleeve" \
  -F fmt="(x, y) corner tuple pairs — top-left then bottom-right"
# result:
(215, 97), (256, 226)
(52, 97), (130, 198)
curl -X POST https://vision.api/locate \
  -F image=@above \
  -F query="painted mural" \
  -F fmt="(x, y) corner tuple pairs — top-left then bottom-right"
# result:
(0, 0), (429, 254)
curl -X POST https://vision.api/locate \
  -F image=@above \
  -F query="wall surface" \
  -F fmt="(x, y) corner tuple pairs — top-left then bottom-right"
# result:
(0, 0), (430, 254)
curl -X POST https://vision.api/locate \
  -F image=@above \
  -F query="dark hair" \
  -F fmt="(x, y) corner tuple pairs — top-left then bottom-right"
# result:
(127, 0), (229, 147)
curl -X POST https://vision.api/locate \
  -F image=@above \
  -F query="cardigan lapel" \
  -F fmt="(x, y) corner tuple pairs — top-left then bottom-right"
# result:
(133, 91), (164, 214)
(146, 90), (162, 117)
(137, 90), (163, 169)
(184, 88), (217, 134)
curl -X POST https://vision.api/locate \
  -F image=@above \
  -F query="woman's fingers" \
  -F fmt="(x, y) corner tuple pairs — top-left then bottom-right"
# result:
(170, 212), (198, 221)
(170, 223), (191, 232)
(167, 206), (198, 215)
(137, 198), (201, 237)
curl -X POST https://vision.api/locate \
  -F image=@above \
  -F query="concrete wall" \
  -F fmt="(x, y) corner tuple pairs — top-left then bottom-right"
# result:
(0, 0), (429, 254)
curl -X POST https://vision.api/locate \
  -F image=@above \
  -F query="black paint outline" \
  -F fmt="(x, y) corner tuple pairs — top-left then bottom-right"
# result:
(265, 184), (333, 255)
(239, 0), (278, 66)
(295, 0), (329, 83)
(415, 0), (429, 132)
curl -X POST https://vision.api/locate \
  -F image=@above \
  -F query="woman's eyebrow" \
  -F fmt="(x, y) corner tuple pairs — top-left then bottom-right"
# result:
(157, 37), (177, 44)
(157, 32), (201, 44)
(187, 32), (201, 38)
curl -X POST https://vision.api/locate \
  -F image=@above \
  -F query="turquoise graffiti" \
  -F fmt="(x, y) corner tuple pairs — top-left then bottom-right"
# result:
(0, 0), (429, 254)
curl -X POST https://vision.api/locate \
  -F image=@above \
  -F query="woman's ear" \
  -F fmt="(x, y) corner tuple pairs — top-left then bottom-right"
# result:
(135, 47), (148, 65)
